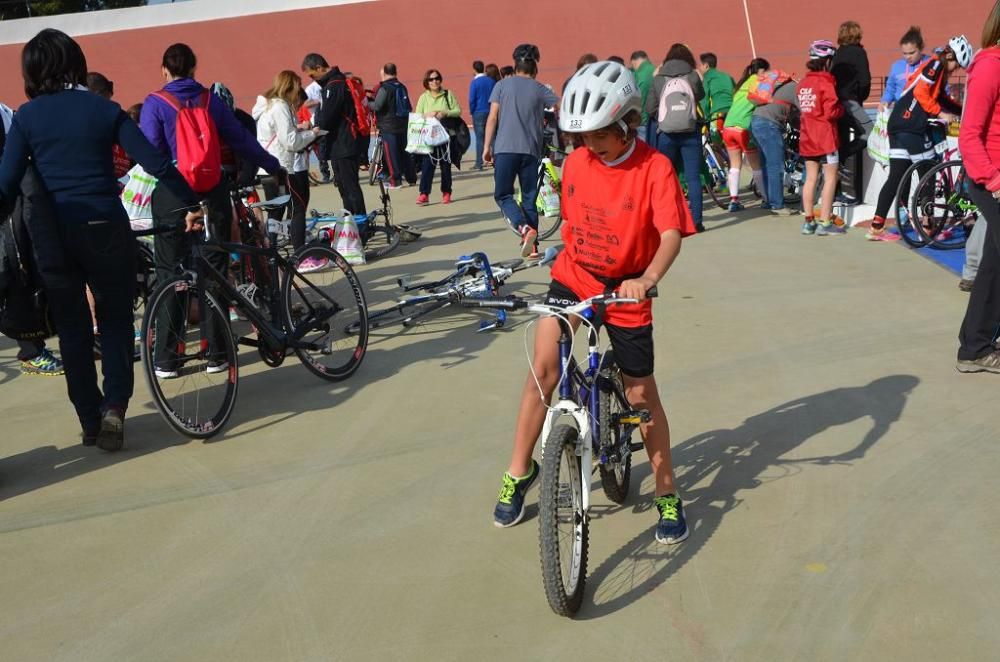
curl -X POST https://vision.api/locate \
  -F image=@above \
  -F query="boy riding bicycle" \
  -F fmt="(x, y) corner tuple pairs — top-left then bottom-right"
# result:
(493, 61), (696, 544)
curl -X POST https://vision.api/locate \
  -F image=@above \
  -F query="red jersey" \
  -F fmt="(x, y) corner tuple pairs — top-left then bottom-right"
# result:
(550, 139), (695, 328)
(797, 71), (843, 157)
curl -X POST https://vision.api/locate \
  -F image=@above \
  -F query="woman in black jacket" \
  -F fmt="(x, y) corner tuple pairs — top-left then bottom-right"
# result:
(831, 20), (874, 155)
(0, 29), (202, 451)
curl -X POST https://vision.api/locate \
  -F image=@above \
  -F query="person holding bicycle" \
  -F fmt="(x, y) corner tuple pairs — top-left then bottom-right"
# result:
(492, 61), (696, 545)
(866, 35), (971, 240)
(957, 2), (1000, 373)
(698, 52), (735, 137)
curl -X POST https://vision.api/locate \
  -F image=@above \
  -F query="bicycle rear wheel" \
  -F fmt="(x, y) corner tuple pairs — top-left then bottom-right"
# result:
(911, 160), (973, 250)
(598, 354), (631, 504)
(363, 218), (401, 260)
(283, 245), (368, 381)
(141, 276), (239, 439)
(896, 162), (930, 248)
(539, 423), (589, 617)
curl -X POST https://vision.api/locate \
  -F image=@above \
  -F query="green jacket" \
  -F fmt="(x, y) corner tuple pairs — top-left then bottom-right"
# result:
(415, 89), (461, 117)
(699, 67), (735, 119)
(632, 60), (655, 123)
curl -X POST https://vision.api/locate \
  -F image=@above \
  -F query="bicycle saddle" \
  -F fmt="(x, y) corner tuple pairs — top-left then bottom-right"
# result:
(250, 195), (291, 210)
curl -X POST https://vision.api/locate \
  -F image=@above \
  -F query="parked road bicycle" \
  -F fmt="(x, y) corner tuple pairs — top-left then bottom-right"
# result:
(346, 247), (560, 336)
(140, 195), (369, 438)
(460, 287), (657, 616)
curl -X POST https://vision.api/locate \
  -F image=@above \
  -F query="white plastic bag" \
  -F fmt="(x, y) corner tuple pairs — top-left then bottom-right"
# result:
(537, 182), (561, 218)
(120, 164), (158, 220)
(867, 107), (890, 167)
(332, 212), (365, 265)
(421, 117), (450, 147)
(406, 113), (433, 154)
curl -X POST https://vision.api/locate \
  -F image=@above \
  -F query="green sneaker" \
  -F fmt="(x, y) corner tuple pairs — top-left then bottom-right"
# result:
(654, 494), (689, 544)
(20, 348), (65, 376)
(493, 460), (540, 528)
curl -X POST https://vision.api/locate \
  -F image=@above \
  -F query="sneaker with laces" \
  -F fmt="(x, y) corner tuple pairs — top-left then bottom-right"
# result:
(865, 225), (900, 242)
(20, 348), (65, 376)
(654, 494), (689, 544)
(96, 406), (125, 452)
(206, 361), (229, 375)
(728, 200), (744, 212)
(442, 193), (452, 204)
(957, 351), (1000, 374)
(493, 460), (540, 528)
(154, 367), (179, 379)
(958, 278), (974, 292)
(416, 193), (429, 206)
(816, 221), (846, 236)
(519, 226), (538, 258)
(801, 221), (817, 235)
(298, 256), (330, 273)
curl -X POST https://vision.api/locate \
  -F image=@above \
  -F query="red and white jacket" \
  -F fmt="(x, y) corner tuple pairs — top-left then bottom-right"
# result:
(796, 71), (844, 157)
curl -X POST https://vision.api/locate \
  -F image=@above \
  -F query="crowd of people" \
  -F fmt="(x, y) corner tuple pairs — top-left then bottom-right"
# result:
(0, 1), (999, 543)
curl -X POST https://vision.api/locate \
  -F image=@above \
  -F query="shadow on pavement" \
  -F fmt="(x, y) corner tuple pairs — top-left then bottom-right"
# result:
(578, 374), (919, 619)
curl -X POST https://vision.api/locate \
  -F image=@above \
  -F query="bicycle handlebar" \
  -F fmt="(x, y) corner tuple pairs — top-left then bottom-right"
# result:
(459, 287), (658, 312)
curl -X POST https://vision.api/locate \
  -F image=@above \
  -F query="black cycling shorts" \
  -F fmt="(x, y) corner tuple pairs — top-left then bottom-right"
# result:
(545, 280), (654, 378)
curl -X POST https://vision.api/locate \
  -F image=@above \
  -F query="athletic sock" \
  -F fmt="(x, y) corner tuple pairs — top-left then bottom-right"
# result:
(727, 168), (741, 198)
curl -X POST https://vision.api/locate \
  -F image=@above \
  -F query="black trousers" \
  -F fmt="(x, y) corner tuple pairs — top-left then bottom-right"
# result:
(958, 183), (1000, 360)
(151, 182), (232, 370)
(262, 171), (311, 249)
(332, 157), (366, 215)
(32, 219), (136, 431)
(875, 158), (932, 220)
(382, 132), (416, 186)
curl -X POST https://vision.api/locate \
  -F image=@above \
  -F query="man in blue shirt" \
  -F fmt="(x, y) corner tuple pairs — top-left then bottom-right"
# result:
(468, 61), (496, 170)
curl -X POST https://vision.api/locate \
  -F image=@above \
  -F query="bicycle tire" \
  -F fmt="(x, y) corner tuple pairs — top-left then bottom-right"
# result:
(141, 276), (239, 439)
(911, 160), (972, 250)
(597, 353), (631, 504)
(363, 220), (401, 260)
(282, 245), (369, 381)
(895, 162), (931, 248)
(369, 138), (385, 186)
(539, 423), (589, 617)
(703, 144), (730, 210)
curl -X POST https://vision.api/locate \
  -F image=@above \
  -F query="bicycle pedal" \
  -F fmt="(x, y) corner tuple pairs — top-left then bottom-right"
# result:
(616, 409), (651, 426)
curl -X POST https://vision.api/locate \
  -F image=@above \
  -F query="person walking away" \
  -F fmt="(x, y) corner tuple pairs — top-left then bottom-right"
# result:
(0, 29), (204, 449)
(251, 71), (323, 263)
(141, 43), (283, 380)
(370, 63), (417, 188)
(414, 69), (462, 206)
(630, 50), (655, 143)
(797, 40), (846, 235)
(1, 99), (64, 376)
(880, 26), (930, 110)
(866, 36), (970, 240)
(831, 20), (873, 157)
(482, 52), (558, 256)
(749, 67), (798, 215)
(722, 59), (770, 211)
(304, 54), (368, 221)
(956, 3), (1000, 372)
(648, 43), (706, 232)
(469, 61), (496, 170)
(698, 52), (735, 137)
(492, 60), (697, 543)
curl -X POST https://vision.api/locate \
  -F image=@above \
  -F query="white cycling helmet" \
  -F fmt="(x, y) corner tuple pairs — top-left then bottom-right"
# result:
(559, 60), (641, 134)
(948, 35), (973, 68)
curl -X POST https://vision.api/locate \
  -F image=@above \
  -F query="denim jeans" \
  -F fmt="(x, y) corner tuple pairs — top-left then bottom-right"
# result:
(493, 152), (540, 231)
(656, 130), (703, 222)
(472, 112), (489, 169)
(750, 116), (786, 209)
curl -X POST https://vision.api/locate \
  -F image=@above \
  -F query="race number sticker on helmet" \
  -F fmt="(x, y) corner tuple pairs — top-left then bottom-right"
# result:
(559, 61), (641, 133)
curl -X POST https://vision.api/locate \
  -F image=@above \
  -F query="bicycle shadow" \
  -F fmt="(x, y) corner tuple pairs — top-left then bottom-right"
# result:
(576, 374), (919, 620)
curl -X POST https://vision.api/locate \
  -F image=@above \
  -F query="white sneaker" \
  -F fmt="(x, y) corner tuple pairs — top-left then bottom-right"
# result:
(154, 368), (179, 379)
(206, 361), (229, 375)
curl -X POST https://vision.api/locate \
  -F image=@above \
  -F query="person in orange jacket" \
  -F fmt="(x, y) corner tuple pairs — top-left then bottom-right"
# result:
(797, 40), (845, 235)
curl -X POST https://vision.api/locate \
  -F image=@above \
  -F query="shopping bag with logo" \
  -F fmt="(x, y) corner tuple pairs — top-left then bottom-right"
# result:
(537, 182), (561, 218)
(332, 212), (366, 266)
(406, 113), (433, 154)
(867, 106), (890, 167)
(421, 117), (450, 147)
(120, 165), (158, 220)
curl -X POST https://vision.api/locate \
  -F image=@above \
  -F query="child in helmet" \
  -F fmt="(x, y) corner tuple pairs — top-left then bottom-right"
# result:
(797, 40), (845, 235)
(492, 61), (696, 544)
(868, 35), (971, 240)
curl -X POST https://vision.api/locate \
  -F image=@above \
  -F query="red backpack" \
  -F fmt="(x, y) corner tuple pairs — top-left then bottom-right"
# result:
(328, 77), (372, 139)
(152, 90), (222, 193)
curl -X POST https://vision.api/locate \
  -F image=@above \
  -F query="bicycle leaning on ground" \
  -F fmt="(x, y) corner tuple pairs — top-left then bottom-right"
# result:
(308, 175), (403, 261)
(140, 195), (369, 438)
(460, 288), (657, 617)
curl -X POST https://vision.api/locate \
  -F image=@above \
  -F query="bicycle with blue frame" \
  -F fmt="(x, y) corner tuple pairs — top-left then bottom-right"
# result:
(460, 287), (657, 616)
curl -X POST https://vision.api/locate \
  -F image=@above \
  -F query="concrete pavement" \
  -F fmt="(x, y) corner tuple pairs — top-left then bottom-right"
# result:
(1, 168), (998, 661)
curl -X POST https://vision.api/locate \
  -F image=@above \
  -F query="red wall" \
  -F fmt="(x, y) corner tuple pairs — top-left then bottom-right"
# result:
(0, 0), (987, 112)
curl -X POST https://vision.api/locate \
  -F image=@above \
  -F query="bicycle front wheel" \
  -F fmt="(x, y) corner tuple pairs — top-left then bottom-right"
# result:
(539, 423), (589, 617)
(141, 276), (239, 438)
(283, 245), (369, 381)
(912, 160), (973, 250)
(896, 162), (930, 248)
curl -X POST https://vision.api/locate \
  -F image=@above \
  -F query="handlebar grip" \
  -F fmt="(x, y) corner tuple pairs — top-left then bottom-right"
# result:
(459, 297), (526, 310)
(646, 286), (658, 299)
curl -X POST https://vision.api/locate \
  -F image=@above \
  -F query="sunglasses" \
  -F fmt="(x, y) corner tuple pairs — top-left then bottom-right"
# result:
(427, 76), (442, 82)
